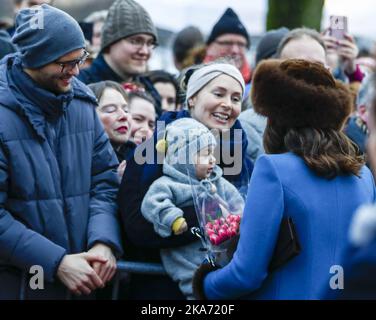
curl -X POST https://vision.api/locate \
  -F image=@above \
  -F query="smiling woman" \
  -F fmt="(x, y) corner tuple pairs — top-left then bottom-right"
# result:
(183, 61), (244, 133)
(145, 70), (180, 112)
(128, 90), (157, 145)
(188, 74), (242, 130)
(117, 60), (254, 299)
(88, 81), (136, 168)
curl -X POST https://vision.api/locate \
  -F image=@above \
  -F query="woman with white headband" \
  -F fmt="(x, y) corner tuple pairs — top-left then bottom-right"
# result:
(117, 60), (254, 299)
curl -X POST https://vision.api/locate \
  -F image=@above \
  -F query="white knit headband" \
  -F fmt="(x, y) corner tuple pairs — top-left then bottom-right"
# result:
(185, 63), (245, 104)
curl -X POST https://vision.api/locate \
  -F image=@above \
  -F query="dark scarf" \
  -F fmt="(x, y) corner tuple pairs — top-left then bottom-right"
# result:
(8, 55), (73, 121)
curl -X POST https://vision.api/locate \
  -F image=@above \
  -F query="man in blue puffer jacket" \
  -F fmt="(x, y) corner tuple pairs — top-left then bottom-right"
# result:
(0, 5), (123, 299)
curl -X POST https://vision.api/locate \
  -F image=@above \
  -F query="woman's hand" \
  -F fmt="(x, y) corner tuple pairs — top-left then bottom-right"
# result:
(321, 31), (338, 54)
(321, 30), (359, 74)
(192, 263), (220, 300)
(337, 34), (359, 74)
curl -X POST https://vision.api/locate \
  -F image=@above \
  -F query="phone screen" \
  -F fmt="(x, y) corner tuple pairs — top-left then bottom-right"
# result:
(329, 15), (348, 40)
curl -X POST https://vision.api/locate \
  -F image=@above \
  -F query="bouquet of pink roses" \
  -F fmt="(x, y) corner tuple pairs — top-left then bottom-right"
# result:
(189, 178), (245, 267)
(205, 213), (241, 246)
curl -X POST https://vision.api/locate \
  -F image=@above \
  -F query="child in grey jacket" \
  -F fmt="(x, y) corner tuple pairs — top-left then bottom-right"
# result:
(141, 118), (244, 299)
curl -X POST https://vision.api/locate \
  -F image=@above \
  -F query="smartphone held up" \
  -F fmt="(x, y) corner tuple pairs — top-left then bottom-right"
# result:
(329, 15), (348, 41)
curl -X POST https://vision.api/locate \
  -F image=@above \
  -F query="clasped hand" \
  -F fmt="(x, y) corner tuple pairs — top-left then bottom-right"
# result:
(57, 243), (117, 296)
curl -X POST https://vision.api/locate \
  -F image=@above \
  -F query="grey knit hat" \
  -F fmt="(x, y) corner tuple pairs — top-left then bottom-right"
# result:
(101, 0), (158, 51)
(165, 118), (217, 166)
(186, 63), (245, 104)
(173, 26), (204, 64)
(255, 27), (289, 65)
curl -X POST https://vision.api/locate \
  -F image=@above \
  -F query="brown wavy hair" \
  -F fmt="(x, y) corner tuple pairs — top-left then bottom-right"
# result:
(263, 120), (365, 179)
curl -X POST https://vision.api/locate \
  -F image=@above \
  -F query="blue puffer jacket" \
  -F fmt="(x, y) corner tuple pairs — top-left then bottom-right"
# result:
(0, 54), (123, 299)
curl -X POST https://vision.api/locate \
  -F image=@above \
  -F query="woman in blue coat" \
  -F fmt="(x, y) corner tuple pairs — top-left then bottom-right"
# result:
(193, 59), (376, 300)
(118, 61), (253, 299)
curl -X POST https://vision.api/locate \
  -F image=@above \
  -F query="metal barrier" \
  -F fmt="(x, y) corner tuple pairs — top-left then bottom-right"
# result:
(112, 260), (167, 300)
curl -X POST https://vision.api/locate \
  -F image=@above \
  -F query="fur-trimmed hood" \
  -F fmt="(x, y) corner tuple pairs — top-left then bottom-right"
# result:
(251, 59), (353, 130)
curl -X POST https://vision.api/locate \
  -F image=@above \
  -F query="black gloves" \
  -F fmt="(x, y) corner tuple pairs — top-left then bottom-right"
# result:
(192, 263), (219, 300)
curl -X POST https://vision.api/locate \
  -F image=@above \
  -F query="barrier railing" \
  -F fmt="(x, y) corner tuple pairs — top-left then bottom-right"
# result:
(112, 260), (167, 299)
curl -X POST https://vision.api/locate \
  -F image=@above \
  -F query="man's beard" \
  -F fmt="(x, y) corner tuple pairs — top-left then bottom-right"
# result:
(38, 74), (72, 95)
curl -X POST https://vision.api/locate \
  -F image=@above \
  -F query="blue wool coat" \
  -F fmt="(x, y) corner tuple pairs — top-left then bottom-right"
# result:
(203, 153), (376, 300)
(0, 54), (123, 299)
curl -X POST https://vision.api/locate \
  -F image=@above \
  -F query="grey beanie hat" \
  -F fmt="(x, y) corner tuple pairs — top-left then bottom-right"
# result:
(101, 0), (158, 51)
(12, 4), (85, 69)
(165, 118), (217, 167)
(173, 26), (204, 63)
(255, 27), (289, 65)
(186, 63), (245, 104)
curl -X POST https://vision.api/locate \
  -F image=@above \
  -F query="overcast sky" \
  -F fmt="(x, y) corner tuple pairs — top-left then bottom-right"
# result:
(136, 0), (376, 39)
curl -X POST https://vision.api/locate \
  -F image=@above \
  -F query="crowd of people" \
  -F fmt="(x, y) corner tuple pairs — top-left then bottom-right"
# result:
(1, 0), (376, 300)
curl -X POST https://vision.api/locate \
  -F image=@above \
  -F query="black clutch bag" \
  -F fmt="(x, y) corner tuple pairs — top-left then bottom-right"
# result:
(268, 217), (301, 272)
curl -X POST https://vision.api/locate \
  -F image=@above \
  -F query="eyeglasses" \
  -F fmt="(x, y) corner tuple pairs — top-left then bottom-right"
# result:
(55, 50), (90, 73)
(124, 37), (158, 51)
(214, 40), (248, 50)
